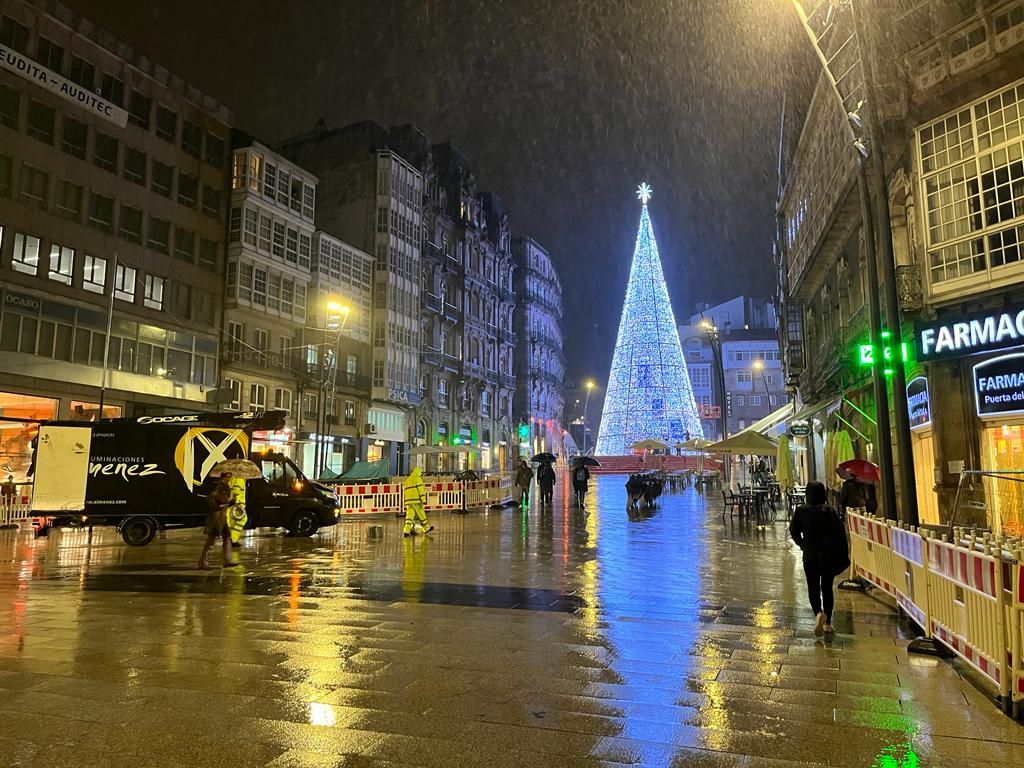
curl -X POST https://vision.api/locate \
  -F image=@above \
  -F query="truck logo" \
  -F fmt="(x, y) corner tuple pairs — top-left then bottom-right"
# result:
(174, 428), (249, 490)
(137, 415), (201, 424)
(89, 462), (166, 481)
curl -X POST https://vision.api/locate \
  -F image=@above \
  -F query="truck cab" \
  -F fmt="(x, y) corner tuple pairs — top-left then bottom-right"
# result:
(245, 452), (339, 536)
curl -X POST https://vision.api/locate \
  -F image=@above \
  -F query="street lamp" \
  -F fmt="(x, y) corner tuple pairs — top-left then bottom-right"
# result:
(312, 298), (351, 477)
(751, 359), (771, 415)
(582, 380), (595, 454)
(699, 319), (730, 484)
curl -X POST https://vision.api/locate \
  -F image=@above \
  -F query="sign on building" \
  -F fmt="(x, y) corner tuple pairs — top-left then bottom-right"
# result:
(907, 376), (931, 429)
(917, 304), (1024, 361)
(973, 353), (1024, 419)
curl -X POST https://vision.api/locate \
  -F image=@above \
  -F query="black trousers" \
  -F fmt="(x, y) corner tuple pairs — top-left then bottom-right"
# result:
(803, 561), (835, 621)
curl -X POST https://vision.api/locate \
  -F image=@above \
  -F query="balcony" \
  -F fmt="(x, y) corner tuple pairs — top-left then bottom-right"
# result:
(443, 353), (461, 373)
(443, 302), (463, 324)
(335, 371), (371, 392)
(423, 240), (443, 264)
(445, 253), (462, 272)
(421, 346), (443, 368)
(423, 292), (443, 314)
(499, 285), (515, 302)
(501, 373), (516, 389)
(485, 323), (499, 339)
(484, 369), (500, 385)
(499, 328), (517, 346)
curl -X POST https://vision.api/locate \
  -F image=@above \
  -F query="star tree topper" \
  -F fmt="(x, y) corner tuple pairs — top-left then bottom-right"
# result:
(636, 182), (652, 205)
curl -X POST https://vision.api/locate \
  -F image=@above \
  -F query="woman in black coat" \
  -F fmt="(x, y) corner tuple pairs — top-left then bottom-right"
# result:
(789, 480), (849, 636)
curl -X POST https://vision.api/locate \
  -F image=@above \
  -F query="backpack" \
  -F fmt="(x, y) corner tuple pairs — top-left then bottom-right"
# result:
(821, 506), (851, 577)
(573, 468), (587, 484)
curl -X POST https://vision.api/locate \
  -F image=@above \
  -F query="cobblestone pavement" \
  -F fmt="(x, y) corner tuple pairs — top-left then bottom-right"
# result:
(1, 474), (1021, 767)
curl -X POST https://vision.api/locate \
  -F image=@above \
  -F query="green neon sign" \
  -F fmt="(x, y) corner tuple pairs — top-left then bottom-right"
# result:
(857, 343), (909, 369)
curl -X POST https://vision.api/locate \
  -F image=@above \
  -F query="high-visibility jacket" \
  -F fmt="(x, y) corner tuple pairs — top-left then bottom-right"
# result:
(404, 470), (425, 508)
(226, 476), (248, 542)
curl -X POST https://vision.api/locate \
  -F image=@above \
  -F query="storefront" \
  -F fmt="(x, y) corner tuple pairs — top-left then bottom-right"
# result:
(906, 376), (939, 525)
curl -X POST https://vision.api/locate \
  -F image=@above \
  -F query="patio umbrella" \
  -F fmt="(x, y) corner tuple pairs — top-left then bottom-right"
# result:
(829, 430), (855, 490)
(631, 439), (670, 451)
(409, 445), (443, 455)
(776, 435), (795, 493)
(210, 458), (262, 479)
(704, 431), (777, 456)
(680, 437), (713, 451)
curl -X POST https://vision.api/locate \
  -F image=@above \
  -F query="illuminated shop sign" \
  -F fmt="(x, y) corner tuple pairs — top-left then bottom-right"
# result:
(917, 305), (1024, 361)
(907, 376), (931, 429)
(973, 353), (1024, 419)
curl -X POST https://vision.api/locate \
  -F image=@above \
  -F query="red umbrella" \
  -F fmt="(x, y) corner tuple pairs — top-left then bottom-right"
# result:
(837, 459), (880, 484)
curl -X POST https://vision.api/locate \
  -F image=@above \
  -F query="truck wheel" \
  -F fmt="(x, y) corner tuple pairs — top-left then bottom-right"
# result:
(121, 517), (158, 546)
(288, 510), (319, 537)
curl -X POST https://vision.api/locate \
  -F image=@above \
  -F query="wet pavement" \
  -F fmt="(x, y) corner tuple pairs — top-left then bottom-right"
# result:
(1, 474), (1021, 767)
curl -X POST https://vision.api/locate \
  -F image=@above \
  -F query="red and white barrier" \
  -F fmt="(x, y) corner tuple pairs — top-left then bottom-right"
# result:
(423, 481), (463, 511)
(333, 483), (403, 515)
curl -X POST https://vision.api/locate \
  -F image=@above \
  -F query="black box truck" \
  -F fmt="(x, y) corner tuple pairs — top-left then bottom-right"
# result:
(29, 410), (339, 545)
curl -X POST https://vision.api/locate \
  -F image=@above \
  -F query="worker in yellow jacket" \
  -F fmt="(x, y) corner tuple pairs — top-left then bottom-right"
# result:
(402, 466), (433, 536)
(225, 474), (248, 544)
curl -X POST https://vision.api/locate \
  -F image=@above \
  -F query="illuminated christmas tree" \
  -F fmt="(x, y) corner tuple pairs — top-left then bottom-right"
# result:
(595, 183), (703, 455)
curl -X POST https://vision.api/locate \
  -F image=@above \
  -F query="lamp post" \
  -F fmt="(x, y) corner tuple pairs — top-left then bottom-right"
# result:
(312, 300), (350, 478)
(582, 380), (595, 454)
(699, 319), (729, 484)
(751, 360), (772, 416)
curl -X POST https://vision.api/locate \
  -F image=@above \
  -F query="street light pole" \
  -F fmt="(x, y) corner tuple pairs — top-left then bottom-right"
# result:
(752, 360), (771, 416)
(582, 380), (594, 454)
(312, 302), (350, 479)
(700, 319), (729, 485)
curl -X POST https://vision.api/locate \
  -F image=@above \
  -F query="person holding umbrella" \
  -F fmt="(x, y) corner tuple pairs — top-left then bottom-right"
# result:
(571, 460), (591, 508)
(515, 458), (534, 507)
(199, 471), (240, 569)
(537, 460), (556, 507)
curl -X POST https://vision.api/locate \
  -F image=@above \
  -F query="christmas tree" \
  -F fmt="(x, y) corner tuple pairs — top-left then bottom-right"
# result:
(595, 184), (703, 455)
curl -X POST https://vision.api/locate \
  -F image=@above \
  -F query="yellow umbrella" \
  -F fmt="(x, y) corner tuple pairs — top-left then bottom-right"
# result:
(829, 429), (855, 491)
(705, 431), (778, 456)
(776, 435), (795, 493)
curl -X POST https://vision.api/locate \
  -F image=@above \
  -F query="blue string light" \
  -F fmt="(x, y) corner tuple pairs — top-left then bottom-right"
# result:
(595, 185), (704, 454)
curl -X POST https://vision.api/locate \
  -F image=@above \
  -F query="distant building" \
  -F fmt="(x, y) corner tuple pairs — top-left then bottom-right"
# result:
(678, 296), (785, 441)
(512, 236), (565, 457)
(280, 122), (424, 473)
(0, 0), (231, 480)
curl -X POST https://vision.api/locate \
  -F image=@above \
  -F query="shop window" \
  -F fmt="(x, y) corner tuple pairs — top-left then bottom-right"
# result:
(48, 243), (74, 285)
(11, 232), (40, 275)
(61, 117), (87, 159)
(0, 393), (57, 481)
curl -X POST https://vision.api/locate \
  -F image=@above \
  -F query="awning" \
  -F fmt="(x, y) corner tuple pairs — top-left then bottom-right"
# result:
(790, 396), (843, 425)
(741, 403), (795, 438)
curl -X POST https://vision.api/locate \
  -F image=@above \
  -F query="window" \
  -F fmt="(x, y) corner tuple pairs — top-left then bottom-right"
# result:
(123, 147), (146, 185)
(272, 222), (285, 258)
(0, 154), (10, 197)
(226, 321), (243, 361)
(736, 371), (753, 384)
(302, 184), (315, 219)
(199, 238), (217, 270)
(249, 384), (267, 410)
(298, 233), (311, 269)
(144, 274), (165, 310)
(87, 193), (114, 233)
(55, 180), (83, 220)
(268, 273), (281, 310)
(155, 104), (177, 142)
(290, 177), (303, 212)
(736, 395), (745, 406)
(253, 268), (267, 306)
(243, 208), (258, 246)
(177, 173), (198, 207)
(202, 185), (221, 217)
(174, 227), (194, 263)
(225, 378), (241, 410)
(277, 167), (290, 204)
(61, 117), (87, 158)
(770, 395), (778, 406)
(344, 400), (355, 425)
(750, 395), (762, 406)
(285, 227), (298, 263)
(114, 263), (136, 302)
(0, 83), (18, 128)
(18, 165), (47, 209)
(36, 37), (64, 71)
(11, 232), (40, 275)
(181, 120), (202, 156)
(253, 329), (269, 366)
(258, 214), (272, 251)
(229, 206), (242, 242)
(303, 392), (318, 419)
(147, 217), (170, 254)
(99, 73), (124, 106)
(264, 162), (276, 199)
(48, 243), (74, 285)
(127, 89), (151, 129)
(151, 160), (173, 197)
(438, 378), (448, 408)
(231, 152), (246, 190)
(93, 132), (118, 172)
(274, 388), (292, 415)
(0, 16), (29, 53)
(83, 254), (106, 293)
(205, 132), (224, 168)
(118, 204), (143, 243)
(238, 263), (253, 302)
(248, 153), (262, 192)
(69, 55), (95, 90)
(281, 278), (294, 314)
(26, 100), (55, 144)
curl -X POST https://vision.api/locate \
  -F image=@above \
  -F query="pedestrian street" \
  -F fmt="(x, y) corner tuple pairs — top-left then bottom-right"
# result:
(1, 473), (1021, 767)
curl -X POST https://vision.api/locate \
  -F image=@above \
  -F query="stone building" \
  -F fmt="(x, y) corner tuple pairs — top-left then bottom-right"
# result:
(512, 236), (565, 458)
(0, 0), (230, 479)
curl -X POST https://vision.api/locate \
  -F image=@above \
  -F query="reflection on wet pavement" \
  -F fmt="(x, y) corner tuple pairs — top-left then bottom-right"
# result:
(1, 473), (1021, 767)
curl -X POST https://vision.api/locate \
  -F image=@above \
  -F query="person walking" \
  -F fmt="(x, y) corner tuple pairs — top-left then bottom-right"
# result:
(199, 472), (240, 569)
(789, 480), (849, 636)
(571, 462), (591, 508)
(515, 459), (534, 507)
(403, 466), (433, 536)
(537, 461), (556, 507)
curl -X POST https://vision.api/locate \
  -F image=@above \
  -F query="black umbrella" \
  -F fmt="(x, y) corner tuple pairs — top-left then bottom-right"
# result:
(532, 452), (557, 463)
(571, 456), (600, 467)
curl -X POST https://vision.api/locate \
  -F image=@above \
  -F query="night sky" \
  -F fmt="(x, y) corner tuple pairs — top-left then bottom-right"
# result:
(67, 0), (811, 383)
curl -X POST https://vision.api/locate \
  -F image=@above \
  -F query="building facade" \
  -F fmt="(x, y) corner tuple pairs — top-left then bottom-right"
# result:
(512, 236), (565, 458)
(778, 0), (1024, 523)
(280, 122), (423, 473)
(0, 0), (230, 480)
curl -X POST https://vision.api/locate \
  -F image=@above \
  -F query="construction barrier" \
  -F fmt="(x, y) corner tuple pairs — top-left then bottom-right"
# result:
(464, 475), (515, 509)
(1, 500), (32, 529)
(847, 511), (1021, 715)
(333, 483), (403, 515)
(422, 481), (464, 512)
